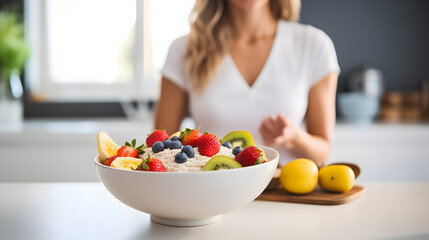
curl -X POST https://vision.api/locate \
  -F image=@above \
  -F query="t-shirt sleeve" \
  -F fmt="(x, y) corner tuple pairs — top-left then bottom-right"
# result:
(306, 28), (340, 87)
(161, 36), (189, 91)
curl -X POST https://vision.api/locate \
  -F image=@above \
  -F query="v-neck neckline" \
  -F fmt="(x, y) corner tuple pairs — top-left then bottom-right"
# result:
(226, 20), (282, 90)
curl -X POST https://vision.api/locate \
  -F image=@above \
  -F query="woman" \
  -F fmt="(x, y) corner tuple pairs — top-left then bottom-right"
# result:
(155, 0), (339, 167)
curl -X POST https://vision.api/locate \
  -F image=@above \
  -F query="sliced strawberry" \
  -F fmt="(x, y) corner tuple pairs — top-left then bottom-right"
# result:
(196, 132), (221, 157)
(146, 129), (169, 147)
(180, 127), (202, 147)
(235, 146), (267, 167)
(136, 155), (166, 172)
(117, 139), (144, 158)
(117, 146), (138, 158)
(104, 155), (117, 166)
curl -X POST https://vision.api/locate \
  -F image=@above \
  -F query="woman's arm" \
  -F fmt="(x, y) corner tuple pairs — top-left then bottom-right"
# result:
(259, 72), (338, 167)
(290, 72), (338, 167)
(154, 76), (188, 135)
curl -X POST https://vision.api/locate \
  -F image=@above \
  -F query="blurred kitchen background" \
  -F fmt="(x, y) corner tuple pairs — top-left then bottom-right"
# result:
(0, 0), (428, 182)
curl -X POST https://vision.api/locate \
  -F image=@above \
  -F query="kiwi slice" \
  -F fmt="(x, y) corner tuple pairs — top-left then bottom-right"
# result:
(203, 156), (242, 171)
(221, 131), (255, 149)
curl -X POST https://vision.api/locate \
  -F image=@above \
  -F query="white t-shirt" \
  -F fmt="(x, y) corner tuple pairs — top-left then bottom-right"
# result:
(162, 20), (340, 166)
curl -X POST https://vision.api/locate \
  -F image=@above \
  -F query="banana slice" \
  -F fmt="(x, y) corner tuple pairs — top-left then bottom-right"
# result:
(97, 131), (120, 161)
(110, 157), (143, 170)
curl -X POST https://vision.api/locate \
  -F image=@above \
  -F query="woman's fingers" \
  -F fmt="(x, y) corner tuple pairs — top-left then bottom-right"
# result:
(260, 120), (276, 139)
(259, 114), (300, 148)
(259, 125), (282, 147)
(259, 115), (289, 147)
(263, 115), (283, 137)
(277, 114), (288, 129)
(277, 114), (299, 142)
(258, 124), (274, 146)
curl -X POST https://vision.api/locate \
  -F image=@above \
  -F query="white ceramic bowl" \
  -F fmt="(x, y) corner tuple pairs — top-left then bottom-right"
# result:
(95, 146), (279, 227)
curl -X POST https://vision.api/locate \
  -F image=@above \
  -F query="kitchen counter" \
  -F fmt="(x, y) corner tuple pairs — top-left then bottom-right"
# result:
(0, 182), (428, 240)
(1, 119), (428, 182)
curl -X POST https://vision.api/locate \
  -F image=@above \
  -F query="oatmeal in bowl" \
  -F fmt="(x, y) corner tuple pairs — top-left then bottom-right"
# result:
(95, 128), (278, 226)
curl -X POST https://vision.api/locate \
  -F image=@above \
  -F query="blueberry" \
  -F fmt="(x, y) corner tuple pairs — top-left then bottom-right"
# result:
(181, 145), (195, 158)
(233, 146), (243, 156)
(170, 140), (182, 149)
(175, 152), (187, 163)
(222, 141), (232, 149)
(152, 141), (164, 153)
(162, 139), (172, 149)
(170, 136), (180, 142)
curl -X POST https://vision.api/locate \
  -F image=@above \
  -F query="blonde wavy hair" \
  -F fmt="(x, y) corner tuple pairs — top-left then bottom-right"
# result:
(185, 0), (301, 92)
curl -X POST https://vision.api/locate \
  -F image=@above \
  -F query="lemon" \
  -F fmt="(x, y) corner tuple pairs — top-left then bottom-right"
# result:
(110, 157), (143, 170)
(97, 131), (120, 161)
(280, 158), (318, 194)
(319, 165), (355, 193)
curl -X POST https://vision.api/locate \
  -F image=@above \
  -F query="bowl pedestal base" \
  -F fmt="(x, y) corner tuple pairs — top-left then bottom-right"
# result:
(150, 215), (221, 227)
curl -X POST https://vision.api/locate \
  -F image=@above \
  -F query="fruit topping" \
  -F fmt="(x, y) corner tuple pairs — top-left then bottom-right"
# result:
(235, 146), (267, 167)
(197, 132), (221, 157)
(232, 146), (243, 156)
(181, 145), (195, 158)
(180, 127), (202, 147)
(110, 157), (143, 170)
(170, 136), (180, 142)
(170, 140), (182, 149)
(97, 129), (267, 172)
(117, 139), (144, 158)
(203, 155), (242, 171)
(169, 131), (181, 139)
(221, 131), (255, 149)
(97, 131), (120, 161)
(104, 155), (117, 166)
(221, 141), (232, 149)
(146, 129), (169, 147)
(152, 141), (165, 153)
(135, 156), (166, 172)
(175, 152), (188, 164)
(162, 139), (172, 149)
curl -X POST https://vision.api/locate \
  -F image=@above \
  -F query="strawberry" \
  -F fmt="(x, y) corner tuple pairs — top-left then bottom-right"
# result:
(146, 129), (169, 147)
(196, 132), (221, 157)
(234, 146), (267, 167)
(135, 155), (166, 172)
(117, 139), (144, 158)
(180, 127), (202, 147)
(104, 155), (117, 166)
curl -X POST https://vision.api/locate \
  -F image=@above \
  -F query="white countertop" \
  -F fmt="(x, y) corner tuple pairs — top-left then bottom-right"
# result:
(1, 182), (428, 240)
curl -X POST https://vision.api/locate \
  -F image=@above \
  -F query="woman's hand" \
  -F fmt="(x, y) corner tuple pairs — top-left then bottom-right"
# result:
(258, 73), (338, 167)
(258, 114), (301, 149)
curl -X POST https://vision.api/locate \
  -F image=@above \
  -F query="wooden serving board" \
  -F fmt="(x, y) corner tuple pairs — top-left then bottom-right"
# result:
(257, 185), (365, 205)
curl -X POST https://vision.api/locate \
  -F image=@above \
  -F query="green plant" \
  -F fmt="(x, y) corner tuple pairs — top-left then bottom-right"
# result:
(0, 9), (30, 82)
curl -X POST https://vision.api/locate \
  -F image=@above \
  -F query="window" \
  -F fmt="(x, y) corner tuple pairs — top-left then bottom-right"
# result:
(25, 0), (194, 102)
